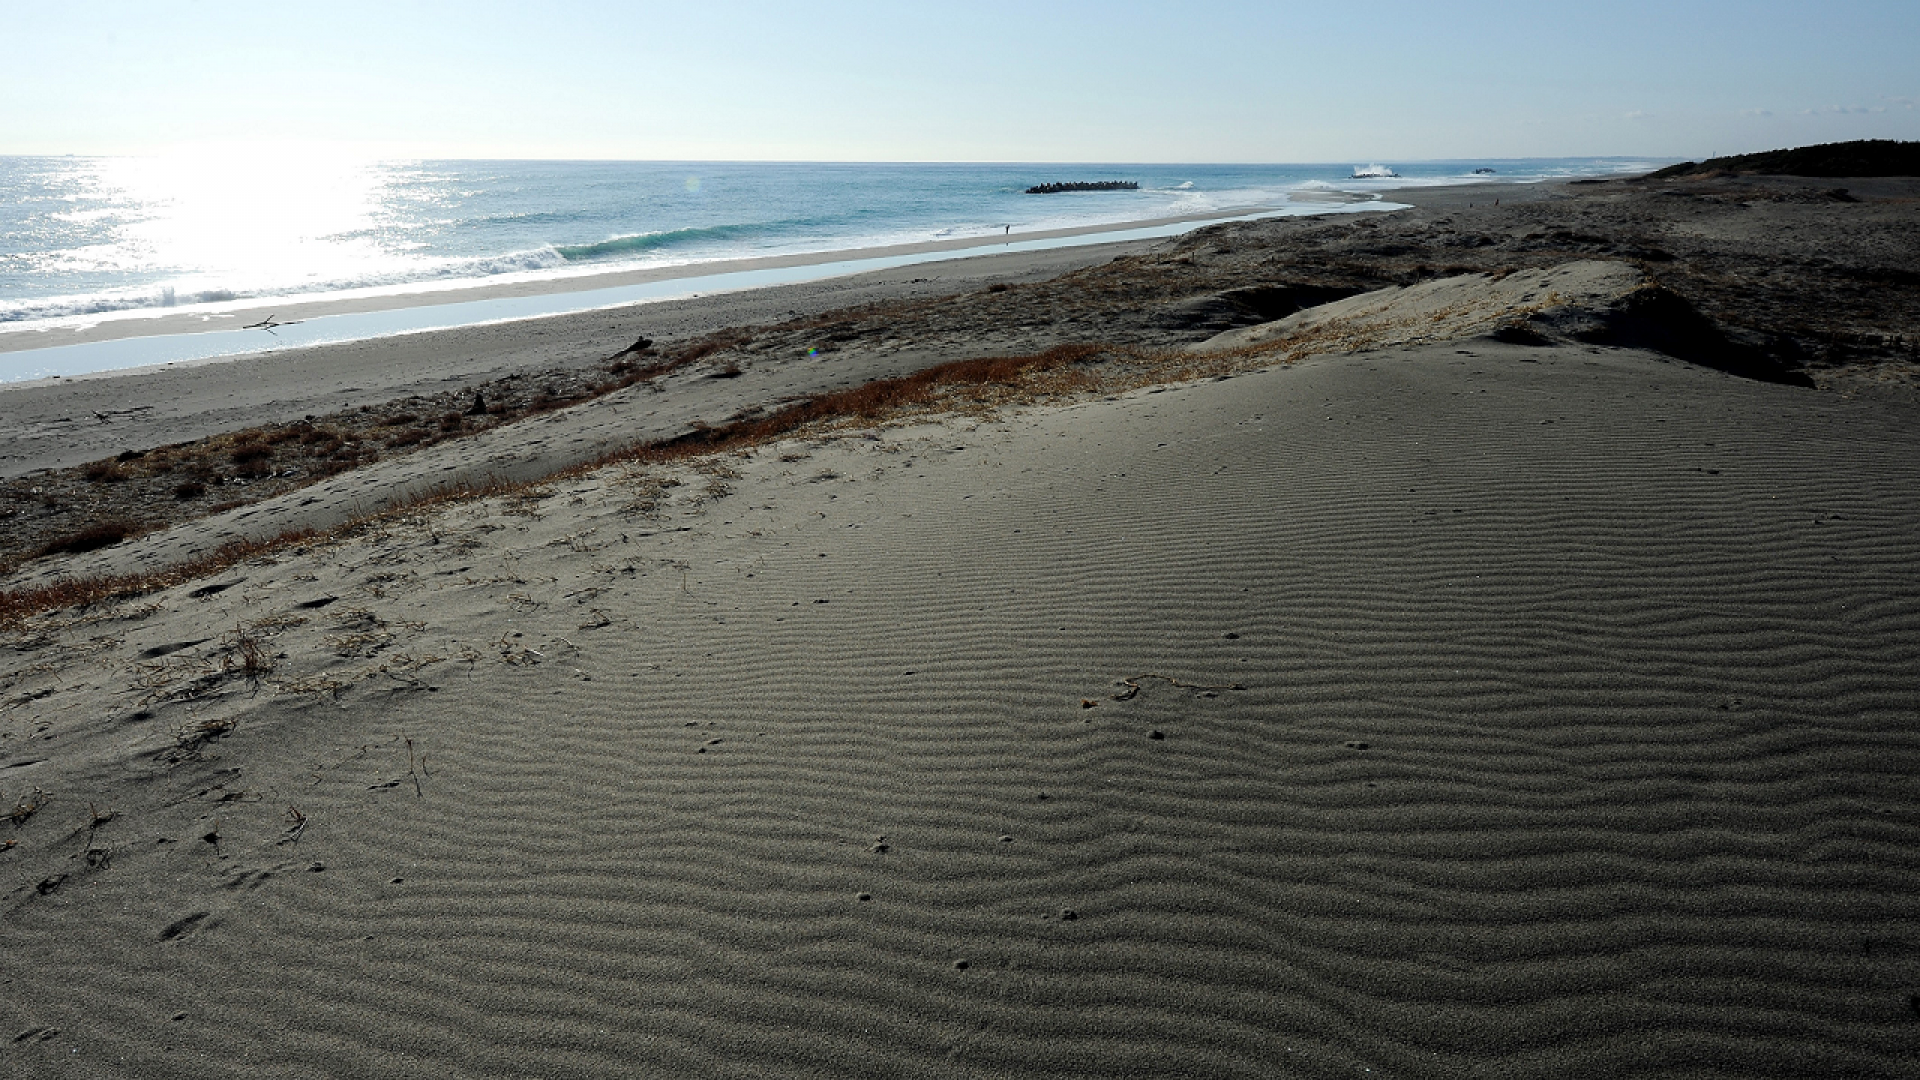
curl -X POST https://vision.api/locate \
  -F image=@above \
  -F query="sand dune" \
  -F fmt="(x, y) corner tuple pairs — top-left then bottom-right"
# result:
(1191, 260), (1651, 354)
(4, 336), (1918, 1077)
(0, 260), (1765, 591)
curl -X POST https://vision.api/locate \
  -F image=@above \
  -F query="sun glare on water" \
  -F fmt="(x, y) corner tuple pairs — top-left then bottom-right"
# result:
(92, 142), (402, 301)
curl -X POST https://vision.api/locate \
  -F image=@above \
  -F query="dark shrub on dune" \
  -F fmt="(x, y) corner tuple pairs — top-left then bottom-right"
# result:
(35, 519), (144, 558)
(1647, 139), (1920, 179)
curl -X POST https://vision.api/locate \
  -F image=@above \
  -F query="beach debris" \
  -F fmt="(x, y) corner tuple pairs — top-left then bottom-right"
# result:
(405, 738), (425, 797)
(278, 806), (308, 845)
(172, 713), (239, 751)
(7, 788), (50, 828)
(241, 314), (301, 334)
(1110, 673), (1247, 701)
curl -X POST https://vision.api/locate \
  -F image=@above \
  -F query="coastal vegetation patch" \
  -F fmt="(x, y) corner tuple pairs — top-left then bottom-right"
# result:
(1646, 139), (1920, 179)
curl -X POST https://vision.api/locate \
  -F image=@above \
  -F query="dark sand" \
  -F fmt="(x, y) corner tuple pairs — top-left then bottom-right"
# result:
(3, 174), (1919, 1079)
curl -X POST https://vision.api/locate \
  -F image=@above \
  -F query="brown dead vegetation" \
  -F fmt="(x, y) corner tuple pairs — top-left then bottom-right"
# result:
(33, 519), (148, 559)
(0, 341), (1112, 629)
(0, 317), (1492, 631)
(0, 329), (783, 576)
(6, 174), (1915, 625)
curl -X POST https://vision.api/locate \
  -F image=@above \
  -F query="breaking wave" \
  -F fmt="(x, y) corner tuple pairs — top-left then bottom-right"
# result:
(0, 245), (575, 325)
(555, 221), (801, 262)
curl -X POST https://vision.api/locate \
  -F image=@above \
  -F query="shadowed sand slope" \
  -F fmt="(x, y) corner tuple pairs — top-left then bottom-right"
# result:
(1191, 260), (1651, 354)
(3, 342), (1919, 1078)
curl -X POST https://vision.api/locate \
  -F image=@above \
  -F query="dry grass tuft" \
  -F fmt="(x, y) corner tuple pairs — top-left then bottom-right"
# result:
(1, 525), (327, 631)
(172, 713), (238, 749)
(33, 519), (147, 559)
(219, 631), (275, 684)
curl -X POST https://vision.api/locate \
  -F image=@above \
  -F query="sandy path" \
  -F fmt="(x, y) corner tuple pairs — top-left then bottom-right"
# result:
(4, 340), (1917, 1078)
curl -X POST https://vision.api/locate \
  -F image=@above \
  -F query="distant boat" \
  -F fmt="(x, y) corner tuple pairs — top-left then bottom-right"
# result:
(1350, 164), (1399, 179)
(1473, 167), (1497, 175)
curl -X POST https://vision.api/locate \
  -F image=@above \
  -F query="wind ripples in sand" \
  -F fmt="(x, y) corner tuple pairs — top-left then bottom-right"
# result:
(3, 344), (1916, 1077)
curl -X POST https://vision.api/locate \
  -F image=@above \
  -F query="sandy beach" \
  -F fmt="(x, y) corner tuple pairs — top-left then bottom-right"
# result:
(0, 203), (1314, 357)
(4, 172), (1919, 1078)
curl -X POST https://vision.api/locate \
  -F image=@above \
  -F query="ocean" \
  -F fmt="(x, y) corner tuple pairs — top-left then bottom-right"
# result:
(0, 156), (1659, 332)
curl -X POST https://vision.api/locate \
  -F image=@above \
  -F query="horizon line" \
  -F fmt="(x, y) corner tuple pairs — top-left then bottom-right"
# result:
(0, 152), (1676, 165)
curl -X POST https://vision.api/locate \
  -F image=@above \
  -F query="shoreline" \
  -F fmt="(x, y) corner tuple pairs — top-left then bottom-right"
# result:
(0, 202), (1322, 358)
(0, 177), (1601, 482)
(0, 176), (1572, 383)
(0, 229), (1201, 478)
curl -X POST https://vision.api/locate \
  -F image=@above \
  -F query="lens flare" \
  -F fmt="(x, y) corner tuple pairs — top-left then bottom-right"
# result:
(91, 143), (396, 297)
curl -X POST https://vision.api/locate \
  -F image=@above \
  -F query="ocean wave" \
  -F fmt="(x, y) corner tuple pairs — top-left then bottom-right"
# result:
(465, 209), (591, 228)
(555, 221), (788, 262)
(0, 244), (576, 325)
(0, 218), (830, 325)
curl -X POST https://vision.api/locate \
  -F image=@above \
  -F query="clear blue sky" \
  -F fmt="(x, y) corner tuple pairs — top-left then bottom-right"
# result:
(3, 0), (1915, 161)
